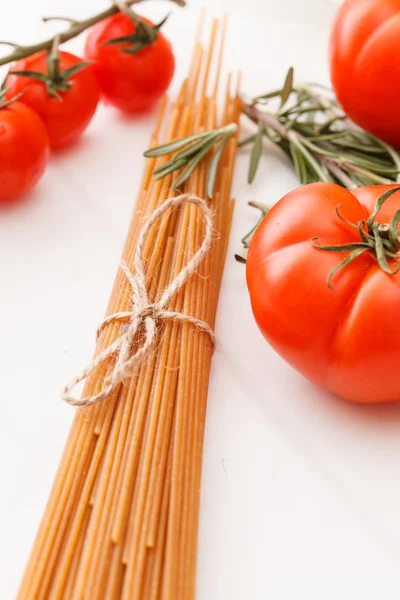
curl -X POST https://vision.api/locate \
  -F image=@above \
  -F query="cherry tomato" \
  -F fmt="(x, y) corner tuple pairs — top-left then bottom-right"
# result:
(246, 182), (400, 404)
(84, 13), (175, 112)
(0, 100), (49, 203)
(6, 51), (99, 149)
(330, 0), (400, 146)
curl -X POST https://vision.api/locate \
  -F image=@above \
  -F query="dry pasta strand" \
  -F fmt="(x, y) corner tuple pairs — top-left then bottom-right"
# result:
(17, 16), (240, 600)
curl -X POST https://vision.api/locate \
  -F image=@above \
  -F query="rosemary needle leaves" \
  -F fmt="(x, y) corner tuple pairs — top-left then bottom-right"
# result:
(145, 69), (400, 195)
(240, 67), (400, 190)
(144, 123), (237, 198)
(145, 67), (400, 247)
(237, 67), (400, 247)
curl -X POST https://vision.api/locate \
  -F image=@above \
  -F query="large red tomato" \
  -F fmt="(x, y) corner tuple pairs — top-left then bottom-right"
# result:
(246, 182), (400, 404)
(0, 99), (49, 203)
(84, 13), (175, 112)
(6, 51), (99, 149)
(330, 0), (400, 146)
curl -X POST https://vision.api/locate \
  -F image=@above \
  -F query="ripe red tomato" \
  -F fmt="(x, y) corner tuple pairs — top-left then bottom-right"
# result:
(6, 51), (99, 149)
(84, 13), (175, 112)
(246, 182), (400, 404)
(330, 0), (400, 146)
(0, 100), (49, 203)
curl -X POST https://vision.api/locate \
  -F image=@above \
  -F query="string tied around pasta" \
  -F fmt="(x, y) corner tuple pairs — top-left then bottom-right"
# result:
(62, 194), (215, 408)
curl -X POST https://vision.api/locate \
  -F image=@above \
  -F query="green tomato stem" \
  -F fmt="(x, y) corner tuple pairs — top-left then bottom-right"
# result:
(0, 0), (185, 67)
(313, 187), (400, 287)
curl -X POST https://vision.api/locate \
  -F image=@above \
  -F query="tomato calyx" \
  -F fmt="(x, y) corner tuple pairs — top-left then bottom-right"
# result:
(10, 36), (93, 100)
(313, 187), (400, 288)
(104, 9), (169, 55)
(0, 86), (25, 109)
(241, 201), (270, 249)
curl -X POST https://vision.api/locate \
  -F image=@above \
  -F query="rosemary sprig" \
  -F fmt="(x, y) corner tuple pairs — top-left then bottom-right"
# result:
(238, 68), (400, 247)
(144, 67), (400, 247)
(240, 70), (400, 190)
(144, 123), (238, 198)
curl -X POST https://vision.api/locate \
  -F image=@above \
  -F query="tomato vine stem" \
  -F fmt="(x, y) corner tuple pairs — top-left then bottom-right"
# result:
(0, 0), (185, 67)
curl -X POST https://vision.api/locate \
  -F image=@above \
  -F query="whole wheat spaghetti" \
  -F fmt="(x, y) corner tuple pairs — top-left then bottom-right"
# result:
(18, 16), (240, 600)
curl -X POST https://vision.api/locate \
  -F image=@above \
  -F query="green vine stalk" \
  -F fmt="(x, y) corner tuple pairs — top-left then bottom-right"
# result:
(0, 0), (185, 67)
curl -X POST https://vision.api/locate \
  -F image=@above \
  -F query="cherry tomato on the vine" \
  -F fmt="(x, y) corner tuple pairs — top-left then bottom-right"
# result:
(330, 0), (400, 146)
(246, 182), (400, 404)
(0, 97), (49, 203)
(6, 51), (99, 149)
(85, 13), (175, 112)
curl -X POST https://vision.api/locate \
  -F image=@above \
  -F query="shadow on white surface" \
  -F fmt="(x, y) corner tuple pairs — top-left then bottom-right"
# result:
(3, 2), (400, 600)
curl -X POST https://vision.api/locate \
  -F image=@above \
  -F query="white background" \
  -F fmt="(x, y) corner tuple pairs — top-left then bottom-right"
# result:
(3, 1), (400, 599)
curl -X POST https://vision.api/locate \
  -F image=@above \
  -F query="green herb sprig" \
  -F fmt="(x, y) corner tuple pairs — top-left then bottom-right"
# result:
(241, 68), (400, 190)
(238, 69), (400, 247)
(144, 123), (238, 198)
(144, 68), (400, 252)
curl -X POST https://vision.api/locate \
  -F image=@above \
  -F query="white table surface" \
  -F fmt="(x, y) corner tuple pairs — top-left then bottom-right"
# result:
(3, 1), (400, 599)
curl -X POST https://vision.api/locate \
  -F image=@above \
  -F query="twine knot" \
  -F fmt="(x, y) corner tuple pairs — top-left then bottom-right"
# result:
(136, 306), (157, 319)
(62, 194), (215, 408)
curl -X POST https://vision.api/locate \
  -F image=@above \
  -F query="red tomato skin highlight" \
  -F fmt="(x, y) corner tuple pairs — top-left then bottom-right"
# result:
(84, 14), (175, 112)
(330, 0), (400, 146)
(6, 51), (99, 149)
(246, 182), (400, 404)
(0, 102), (49, 203)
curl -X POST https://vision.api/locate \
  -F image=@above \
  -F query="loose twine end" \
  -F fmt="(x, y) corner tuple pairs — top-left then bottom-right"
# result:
(62, 194), (216, 408)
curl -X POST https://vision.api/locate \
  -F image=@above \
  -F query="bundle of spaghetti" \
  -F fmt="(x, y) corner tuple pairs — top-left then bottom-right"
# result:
(18, 15), (240, 600)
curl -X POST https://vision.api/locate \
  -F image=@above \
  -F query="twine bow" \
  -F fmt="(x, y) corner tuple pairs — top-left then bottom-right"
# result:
(62, 194), (215, 408)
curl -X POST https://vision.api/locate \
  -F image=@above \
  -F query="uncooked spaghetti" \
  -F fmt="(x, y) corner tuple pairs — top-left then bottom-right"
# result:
(18, 15), (239, 600)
